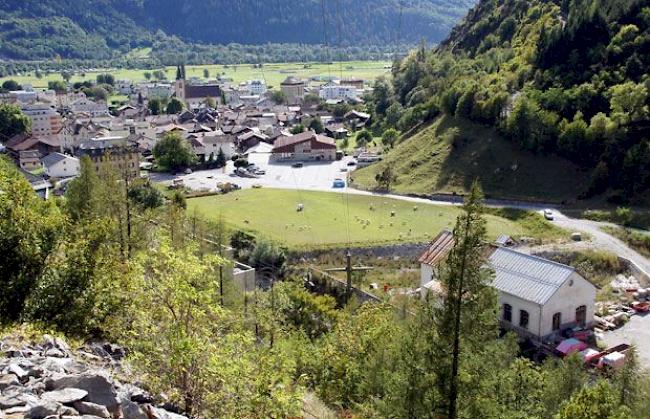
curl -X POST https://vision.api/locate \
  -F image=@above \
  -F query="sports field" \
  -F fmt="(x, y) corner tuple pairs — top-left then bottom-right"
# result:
(186, 188), (557, 249)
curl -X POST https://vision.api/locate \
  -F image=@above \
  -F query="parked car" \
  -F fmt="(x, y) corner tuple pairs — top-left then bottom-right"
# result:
(252, 184), (263, 189)
(346, 161), (357, 166)
(340, 167), (348, 172)
(292, 162), (303, 168)
(254, 169), (266, 175)
(332, 178), (346, 188)
(543, 209), (554, 220)
(184, 168), (193, 174)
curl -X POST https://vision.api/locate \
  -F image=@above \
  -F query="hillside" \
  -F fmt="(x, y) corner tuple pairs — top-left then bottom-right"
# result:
(0, 0), (475, 61)
(367, 0), (650, 205)
(351, 115), (588, 202)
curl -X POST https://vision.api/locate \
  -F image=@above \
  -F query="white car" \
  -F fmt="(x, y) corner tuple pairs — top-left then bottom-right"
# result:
(543, 209), (554, 220)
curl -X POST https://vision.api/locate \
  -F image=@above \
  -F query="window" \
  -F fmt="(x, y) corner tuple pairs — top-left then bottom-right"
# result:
(552, 312), (561, 331)
(576, 305), (587, 327)
(503, 304), (512, 322)
(519, 310), (529, 329)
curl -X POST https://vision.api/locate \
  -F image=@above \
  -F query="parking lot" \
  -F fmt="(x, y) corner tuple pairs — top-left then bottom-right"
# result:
(602, 313), (650, 368)
(150, 151), (358, 192)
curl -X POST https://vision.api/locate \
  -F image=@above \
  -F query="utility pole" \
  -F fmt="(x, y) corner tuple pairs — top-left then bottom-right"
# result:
(325, 248), (373, 303)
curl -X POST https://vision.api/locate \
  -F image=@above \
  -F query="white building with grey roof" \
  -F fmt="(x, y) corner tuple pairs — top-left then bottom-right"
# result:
(419, 234), (597, 341)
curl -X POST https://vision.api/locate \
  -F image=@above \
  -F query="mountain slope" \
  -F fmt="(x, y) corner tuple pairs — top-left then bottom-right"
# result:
(0, 0), (476, 60)
(351, 115), (588, 202)
(366, 0), (650, 204)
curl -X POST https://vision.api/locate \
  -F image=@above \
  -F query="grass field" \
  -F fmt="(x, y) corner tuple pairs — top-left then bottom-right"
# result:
(2, 60), (390, 90)
(351, 115), (589, 203)
(186, 188), (564, 249)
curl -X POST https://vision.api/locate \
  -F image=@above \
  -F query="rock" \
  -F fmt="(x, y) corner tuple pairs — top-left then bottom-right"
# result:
(0, 373), (19, 389)
(25, 400), (63, 418)
(120, 398), (147, 419)
(73, 401), (110, 418)
(7, 364), (28, 382)
(0, 395), (26, 410)
(42, 388), (88, 404)
(147, 406), (189, 419)
(48, 373), (119, 413)
(119, 383), (154, 404)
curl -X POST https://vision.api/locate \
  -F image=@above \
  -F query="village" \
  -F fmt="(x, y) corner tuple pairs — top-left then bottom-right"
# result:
(2, 63), (650, 376)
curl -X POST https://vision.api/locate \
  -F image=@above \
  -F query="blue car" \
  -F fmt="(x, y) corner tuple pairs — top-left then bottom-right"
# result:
(332, 179), (346, 188)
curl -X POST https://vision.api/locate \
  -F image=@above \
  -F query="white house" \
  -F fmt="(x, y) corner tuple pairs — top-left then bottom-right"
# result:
(21, 104), (62, 141)
(246, 80), (267, 95)
(318, 82), (360, 101)
(70, 96), (110, 117)
(418, 231), (597, 341)
(41, 152), (80, 178)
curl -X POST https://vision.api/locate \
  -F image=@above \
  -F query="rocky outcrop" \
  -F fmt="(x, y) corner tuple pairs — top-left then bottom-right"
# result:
(0, 334), (187, 419)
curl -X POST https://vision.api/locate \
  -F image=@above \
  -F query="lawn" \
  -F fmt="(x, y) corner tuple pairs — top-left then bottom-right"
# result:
(186, 188), (561, 249)
(351, 115), (589, 203)
(2, 60), (390, 90)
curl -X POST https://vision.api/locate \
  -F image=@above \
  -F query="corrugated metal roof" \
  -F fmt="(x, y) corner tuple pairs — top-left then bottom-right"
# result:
(487, 247), (576, 305)
(418, 229), (454, 266)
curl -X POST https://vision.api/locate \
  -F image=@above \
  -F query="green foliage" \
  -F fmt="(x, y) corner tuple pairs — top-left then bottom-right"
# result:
(248, 240), (287, 276)
(96, 73), (114, 85)
(215, 147), (227, 168)
(290, 124), (305, 134)
(308, 118), (324, 134)
(374, 166), (396, 191)
(47, 80), (67, 92)
(148, 98), (162, 115)
(0, 104), (31, 138)
(381, 128), (399, 148)
(556, 381), (633, 419)
(165, 97), (183, 114)
(356, 129), (373, 147)
(0, 157), (63, 322)
(153, 132), (196, 171)
(128, 180), (164, 210)
(1, 79), (21, 91)
(270, 90), (286, 105)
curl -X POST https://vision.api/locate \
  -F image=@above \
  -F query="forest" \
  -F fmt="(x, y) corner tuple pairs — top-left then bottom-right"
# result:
(0, 0), (474, 61)
(368, 0), (650, 204)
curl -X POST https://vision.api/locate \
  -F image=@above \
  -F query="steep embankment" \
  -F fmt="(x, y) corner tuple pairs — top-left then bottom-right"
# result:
(351, 115), (588, 202)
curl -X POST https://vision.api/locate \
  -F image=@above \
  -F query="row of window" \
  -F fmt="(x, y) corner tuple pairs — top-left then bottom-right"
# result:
(502, 304), (587, 331)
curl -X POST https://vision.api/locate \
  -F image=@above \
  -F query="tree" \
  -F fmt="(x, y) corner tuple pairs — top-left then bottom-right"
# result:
(556, 381), (633, 419)
(308, 118), (324, 134)
(47, 80), (67, 93)
(61, 71), (72, 82)
(433, 182), (497, 419)
(153, 132), (196, 171)
(176, 65), (183, 80)
(249, 240), (287, 277)
(166, 97), (183, 114)
(0, 104), (31, 138)
(143, 71), (152, 80)
(152, 70), (167, 80)
(230, 230), (256, 260)
(271, 90), (286, 104)
(215, 147), (227, 168)
(234, 157), (249, 168)
(1, 80), (21, 91)
(203, 68), (210, 79)
(96, 73), (115, 85)
(128, 180), (164, 210)
(148, 98), (162, 115)
(290, 124), (305, 134)
(0, 157), (63, 322)
(381, 128), (399, 148)
(374, 166), (396, 191)
(356, 129), (373, 147)
(609, 82), (648, 123)
(65, 156), (101, 221)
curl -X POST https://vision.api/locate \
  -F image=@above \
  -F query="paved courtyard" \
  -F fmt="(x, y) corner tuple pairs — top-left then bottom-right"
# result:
(602, 313), (650, 368)
(150, 152), (358, 192)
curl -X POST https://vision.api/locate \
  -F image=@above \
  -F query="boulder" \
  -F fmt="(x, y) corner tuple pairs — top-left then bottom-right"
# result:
(147, 406), (189, 419)
(73, 401), (111, 418)
(47, 373), (119, 413)
(6, 364), (28, 382)
(0, 373), (19, 390)
(42, 388), (88, 404)
(120, 397), (148, 419)
(25, 400), (63, 418)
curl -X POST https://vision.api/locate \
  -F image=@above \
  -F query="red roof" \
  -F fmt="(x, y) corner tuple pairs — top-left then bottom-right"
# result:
(418, 229), (455, 266)
(272, 131), (336, 153)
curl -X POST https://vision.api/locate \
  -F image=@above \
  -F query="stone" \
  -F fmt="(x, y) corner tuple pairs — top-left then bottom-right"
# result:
(0, 395), (26, 410)
(73, 401), (110, 418)
(119, 383), (154, 404)
(0, 373), (19, 390)
(42, 388), (88, 404)
(120, 397), (147, 419)
(48, 373), (119, 413)
(25, 400), (63, 418)
(147, 406), (189, 419)
(7, 364), (28, 382)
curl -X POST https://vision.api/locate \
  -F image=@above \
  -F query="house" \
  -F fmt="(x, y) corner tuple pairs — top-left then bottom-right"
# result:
(69, 96), (110, 117)
(7, 136), (61, 158)
(19, 168), (52, 199)
(41, 152), (80, 178)
(21, 104), (62, 142)
(418, 231), (597, 341)
(343, 110), (371, 128)
(271, 131), (337, 161)
(76, 141), (140, 179)
(280, 77), (306, 105)
(237, 130), (269, 152)
(325, 124), (349, 139)
(18, 150), (42, 172)
(116, 104), (139, 118)
(246, 79), (267, 95)
(340, 78), (365, 90)
(319, 82), (359, 101)
(202, 132), (235, 160)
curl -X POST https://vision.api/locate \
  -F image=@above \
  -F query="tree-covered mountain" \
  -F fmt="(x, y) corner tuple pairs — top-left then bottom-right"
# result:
(365, 0), (650, 204)
(0, 0), (475, 61)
